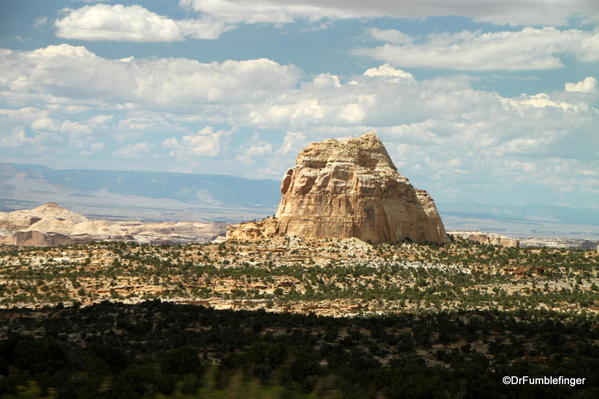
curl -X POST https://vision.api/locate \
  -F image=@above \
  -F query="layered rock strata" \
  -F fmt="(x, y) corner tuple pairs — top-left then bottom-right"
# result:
(227, 132), (449, 244)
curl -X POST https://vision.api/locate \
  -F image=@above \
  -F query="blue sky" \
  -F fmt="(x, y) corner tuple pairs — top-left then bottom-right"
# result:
(0, 0), (598, 209)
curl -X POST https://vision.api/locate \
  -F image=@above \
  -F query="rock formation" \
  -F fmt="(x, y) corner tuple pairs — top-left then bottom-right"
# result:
(448, 231), (520, 248)
(448, 231), (599, 250)
(4, 231), (74, 247)
(0, 203), (226, 247)
(228, 132), (449, 244)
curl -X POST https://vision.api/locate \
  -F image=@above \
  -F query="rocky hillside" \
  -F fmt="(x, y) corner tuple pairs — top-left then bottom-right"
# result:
(0, 203), (226, 246)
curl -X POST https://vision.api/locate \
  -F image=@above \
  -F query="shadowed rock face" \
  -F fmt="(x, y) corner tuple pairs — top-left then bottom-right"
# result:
(228, 132), (449, 244)
(6, 231), (74, 247)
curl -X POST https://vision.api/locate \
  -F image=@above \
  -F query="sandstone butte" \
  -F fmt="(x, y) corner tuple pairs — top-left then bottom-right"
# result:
(227, 132), (449, 244)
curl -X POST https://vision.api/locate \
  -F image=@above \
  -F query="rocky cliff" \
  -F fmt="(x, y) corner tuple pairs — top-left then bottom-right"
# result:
(228, 132), (449, 244)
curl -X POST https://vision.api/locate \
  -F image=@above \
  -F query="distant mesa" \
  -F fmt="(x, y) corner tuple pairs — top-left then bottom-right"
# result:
(227, 132), (449, 244)
(449, 231), (520, 248)
(0, 202), (226, 247)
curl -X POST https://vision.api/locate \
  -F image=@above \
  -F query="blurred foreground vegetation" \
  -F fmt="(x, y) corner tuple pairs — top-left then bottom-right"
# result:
(0, 301), (597, 398)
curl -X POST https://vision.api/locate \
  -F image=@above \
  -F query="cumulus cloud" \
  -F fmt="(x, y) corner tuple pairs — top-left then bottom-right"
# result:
(162, 127), (228, 157)
(115, 141), (156, 157)
(243, 141), (273, 157)
(0, 44), (299, 110)
(514, 93), (588, 112)
(355, 27), (599, 71)
(0, 105), (116, 154)
(363, 64), (414, 80)
(0, 43), (597, 206)
(87, 114), (113, 125)
(239, 65), (598, 199)
(55, 4), (228, 41)
(0, 128), (39, 147)
(565, 77), (598, 93)
(0, 107), (49, 122)
(115, 113), (183, 137)
(236, 134), (274, 164)
(31, 117), (92, 134)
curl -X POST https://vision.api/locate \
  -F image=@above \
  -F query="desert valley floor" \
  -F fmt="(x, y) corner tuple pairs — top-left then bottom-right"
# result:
(0, 237), (597, 398)
(1, 237), (597, 315)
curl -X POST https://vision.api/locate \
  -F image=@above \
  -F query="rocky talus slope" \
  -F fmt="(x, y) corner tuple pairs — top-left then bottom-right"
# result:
(228, 132), (448, 244)
(0, 202), (225, 246)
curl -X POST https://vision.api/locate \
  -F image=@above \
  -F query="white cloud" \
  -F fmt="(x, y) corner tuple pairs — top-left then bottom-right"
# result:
(162, 126), (228, 157)
(181, 0), (599, 27)
(115, 141), (156, 157)
(46, 104), (92, 114)
(31, 117), (92, 134)
(0, 128), (39, 147)
(244, 141), (273, 157)
(87, 114), (113, 125)
(279, 131), (306, 155)
(236, 134), (274, 163)
(0, 45), (299, 110)
(237, 65), (598, 201)
(368, 28), (413, 44)
(363, 64), (414, 81)
(54, 1), (599, 43)
(55, 4), (228, 42)
(355, 27), (599, 71)
(117, 113), (176, 133)
(514, 93), (587, 111)
(0, 107), (49, 122)
(180, 0), (363, 25)
(1, 43), (597, 206)
(565, 77), (598, 93)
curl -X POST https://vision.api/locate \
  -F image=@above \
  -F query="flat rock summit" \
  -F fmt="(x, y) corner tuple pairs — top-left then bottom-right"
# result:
(228, 132), (449, 244)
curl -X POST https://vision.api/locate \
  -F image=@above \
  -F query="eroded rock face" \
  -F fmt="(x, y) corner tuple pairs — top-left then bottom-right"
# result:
(226, 217), (278, 241)
(0, 231), (74, 247)
(228, 132), (449, 244)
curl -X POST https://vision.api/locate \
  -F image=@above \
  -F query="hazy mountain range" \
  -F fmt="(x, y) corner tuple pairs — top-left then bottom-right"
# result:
(0, 162), (279, 222)
(438, 203), (599, 239)
(1, 162), (597, 238)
